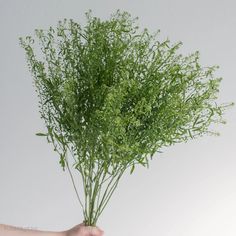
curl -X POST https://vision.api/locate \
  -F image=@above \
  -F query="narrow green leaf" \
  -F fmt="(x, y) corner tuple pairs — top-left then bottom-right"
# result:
(59, 153), (65, 171)
(130, 164), (135, 174)
(35, 132), (47, 136)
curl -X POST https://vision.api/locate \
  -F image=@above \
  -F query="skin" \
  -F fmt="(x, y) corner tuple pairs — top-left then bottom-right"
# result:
(0, 222), (104, 236)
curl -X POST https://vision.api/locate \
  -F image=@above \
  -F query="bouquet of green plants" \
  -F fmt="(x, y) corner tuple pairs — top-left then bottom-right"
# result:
(19, 10), (233, 226)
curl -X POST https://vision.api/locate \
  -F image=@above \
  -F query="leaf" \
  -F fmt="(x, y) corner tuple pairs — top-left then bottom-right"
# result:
(53, 131), (64, 144)
(192, 115), (200, 128)
(137, 157), (147, 166)
(188, 129), (193, 139)
(130, 164), (135, 174)
(59, 153), (65, 171)
(35, 132), (48, 136)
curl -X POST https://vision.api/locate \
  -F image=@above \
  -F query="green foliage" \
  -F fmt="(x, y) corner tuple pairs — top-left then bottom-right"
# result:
(19, 10), (234, 226)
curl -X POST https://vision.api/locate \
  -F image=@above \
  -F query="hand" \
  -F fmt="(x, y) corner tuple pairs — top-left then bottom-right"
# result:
(65, 223), (104, 236)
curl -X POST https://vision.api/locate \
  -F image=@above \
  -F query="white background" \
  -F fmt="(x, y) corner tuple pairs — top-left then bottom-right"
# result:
(0, 0), (235, 235)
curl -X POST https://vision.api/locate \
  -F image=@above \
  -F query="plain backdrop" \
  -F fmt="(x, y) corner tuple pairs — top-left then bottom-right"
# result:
(0, 0), (235, 235)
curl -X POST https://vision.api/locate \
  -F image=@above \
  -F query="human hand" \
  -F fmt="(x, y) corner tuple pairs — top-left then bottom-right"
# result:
(65, 222), (104, 236)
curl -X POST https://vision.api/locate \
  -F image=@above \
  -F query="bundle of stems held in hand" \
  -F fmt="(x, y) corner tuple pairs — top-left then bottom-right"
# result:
(20, 10), (234, 226)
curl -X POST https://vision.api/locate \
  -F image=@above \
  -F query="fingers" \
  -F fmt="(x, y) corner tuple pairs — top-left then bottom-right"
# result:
(94, 227), (104, 236)
(86, 225), (104, 236)
(75, 222), (104, 236)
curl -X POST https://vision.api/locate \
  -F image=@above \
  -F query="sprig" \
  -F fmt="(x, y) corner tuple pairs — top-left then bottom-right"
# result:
(19, 10), (234, 226)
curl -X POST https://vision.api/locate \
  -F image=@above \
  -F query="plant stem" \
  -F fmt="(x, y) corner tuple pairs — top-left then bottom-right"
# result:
(94, 168), (125, 223)
(65, 157), (84, 211)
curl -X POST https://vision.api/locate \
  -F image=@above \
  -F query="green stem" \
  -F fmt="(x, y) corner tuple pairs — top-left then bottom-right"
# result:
(88, 150), (94, 225)
(95, 169), (108, 217)
(53, 140), (85, 215)
(94, 169), (125, 223)
(93, 170), (119, 222)
(89, 169), (103, 225)
(81, 168), (88, 223)
(65, 157), (84, 211)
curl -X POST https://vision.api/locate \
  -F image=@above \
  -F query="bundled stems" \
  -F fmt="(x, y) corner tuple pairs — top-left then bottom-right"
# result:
(20, 9), (234, 227)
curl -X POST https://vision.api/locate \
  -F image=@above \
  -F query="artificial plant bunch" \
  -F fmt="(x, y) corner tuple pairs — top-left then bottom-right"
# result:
(19, 10), (233, 226)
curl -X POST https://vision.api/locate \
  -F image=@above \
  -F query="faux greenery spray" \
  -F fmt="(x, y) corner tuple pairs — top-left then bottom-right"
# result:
(20, 10), (234, 226)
